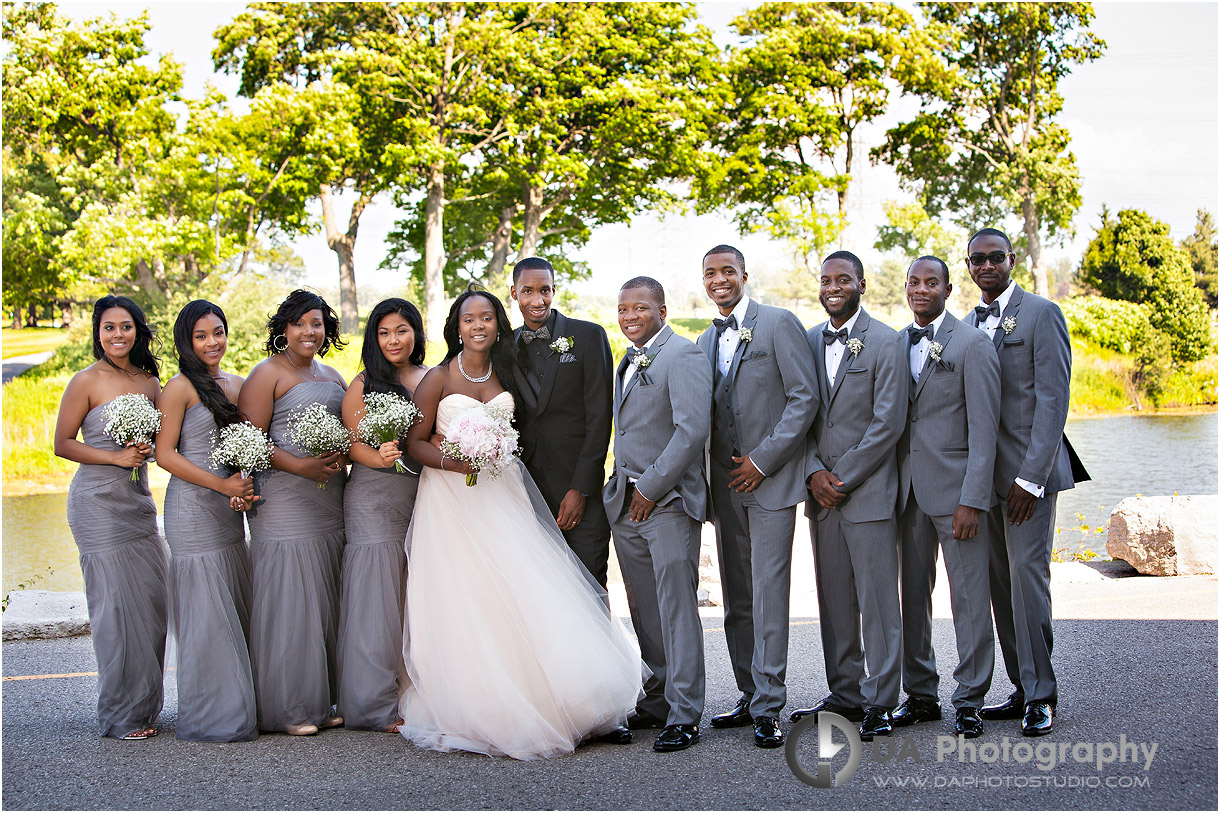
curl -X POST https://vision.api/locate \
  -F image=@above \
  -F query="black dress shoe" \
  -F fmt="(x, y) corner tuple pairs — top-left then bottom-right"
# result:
(753, 716), (784, 748)
(980, 694), (1026, 720)
(955, 708), (984, 739)
(710, 694), (754, 729)
(858, 707), (892, 741)
(891, 696), (942, 727)
(653, 724), (699, 752)
(595, 725), (632, 744)
(1021, 702), (1054, 737)
(626, 710), (667, 730)
(789, 697), (866, 723)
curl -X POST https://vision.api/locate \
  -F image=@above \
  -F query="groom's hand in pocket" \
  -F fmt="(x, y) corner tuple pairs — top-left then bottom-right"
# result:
(629, 488), (657, 523)
(557, 489), (586, 531)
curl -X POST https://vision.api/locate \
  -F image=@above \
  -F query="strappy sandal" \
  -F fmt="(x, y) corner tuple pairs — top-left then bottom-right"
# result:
(284, 722), (319, 736)
(381, 718), (404, 733)
(119, 726), (157, 740)
(320, 715), (344, 729)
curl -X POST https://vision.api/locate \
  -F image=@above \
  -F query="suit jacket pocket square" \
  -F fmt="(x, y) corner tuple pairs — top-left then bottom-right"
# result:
(559, 352), (577, 363)
(1001, 337), (1025, 346)
(743, 350), (769, 361)
(845, 366), (868, 374)
(935, 360), (956, 372)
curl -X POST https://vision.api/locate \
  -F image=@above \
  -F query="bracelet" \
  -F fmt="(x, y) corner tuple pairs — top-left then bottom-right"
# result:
(440, 455), (447, 471)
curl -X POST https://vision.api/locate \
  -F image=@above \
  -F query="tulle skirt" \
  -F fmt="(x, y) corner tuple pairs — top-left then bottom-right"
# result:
(399, 460), (643, 760)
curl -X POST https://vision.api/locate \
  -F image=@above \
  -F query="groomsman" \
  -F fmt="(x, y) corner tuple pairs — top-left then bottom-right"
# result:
(791, 251), (906, 741)
(892, 256), (1000, 740)
(964, 228), (1088, 737)
(605, 276), (712, 753)
(696, 245), (817, 748)
(509, 257), (615, 588)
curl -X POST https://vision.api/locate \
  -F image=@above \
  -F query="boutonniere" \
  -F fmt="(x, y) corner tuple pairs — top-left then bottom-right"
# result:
(1001, 316), (1017, 335)
(845, 337), (864, 357)
(634, 352), (654, 369)
(737, 327), (753, 343)
(549, 335), (575, 354)
(928, 340), (944, 362)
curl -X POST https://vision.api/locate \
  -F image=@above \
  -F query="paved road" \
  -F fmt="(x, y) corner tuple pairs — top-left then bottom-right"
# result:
(3, 617), (1215, 810)
(2, 351), (53, 384)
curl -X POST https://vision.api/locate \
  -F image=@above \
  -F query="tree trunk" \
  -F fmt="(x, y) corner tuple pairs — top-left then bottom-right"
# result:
(59, 300), (74, 329)
(423, 161), (448, 336)
(486, 205), (516, 283)
(838, 129), (853, 217)
(135, 259), (165, 301)
(516, 183), (546, 262)
(25, 307), (38, 327)
(1021, 194), (1049, 297)
(320, 183), (368, 334)
(10, 304), (22, 330)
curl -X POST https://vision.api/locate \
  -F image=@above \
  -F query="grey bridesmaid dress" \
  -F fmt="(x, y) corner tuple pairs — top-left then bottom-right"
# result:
(163, 402), (257, 742)
(246, 381), (347, 731)
(66, 400), (169, 738)
(337, 418), (419, 730)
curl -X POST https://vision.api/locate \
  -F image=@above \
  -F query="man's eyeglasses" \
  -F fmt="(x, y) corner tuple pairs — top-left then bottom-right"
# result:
(968, 251), (1010, 267)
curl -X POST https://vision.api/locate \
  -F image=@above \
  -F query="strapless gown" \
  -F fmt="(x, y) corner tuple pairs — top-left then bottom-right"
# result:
(398, 392), (643, 760)
(66, 399), (169, 737)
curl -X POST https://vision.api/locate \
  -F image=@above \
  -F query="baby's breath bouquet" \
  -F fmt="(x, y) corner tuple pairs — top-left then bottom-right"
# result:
(439, 403), (518, 487)
(210, 421), (274, 478)
(356, 391), (422, 474)
(285, 402), (351, 489)
(103, 393), (163, 481)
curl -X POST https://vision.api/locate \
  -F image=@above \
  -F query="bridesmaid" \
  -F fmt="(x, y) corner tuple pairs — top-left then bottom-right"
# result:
(53, 295), (168, 740)
(338, 298), (430, 732)
(154, 300), (258, 742)
(237, 289), (348, 736)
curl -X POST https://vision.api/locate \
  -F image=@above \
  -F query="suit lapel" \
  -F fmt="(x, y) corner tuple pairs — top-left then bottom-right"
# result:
(724, 300), (758, 390)
(812, 321), (832, 404)
(913, 314), (955, 402)
(826, 310), (868, 410)
(622, 325), (672, 406)
(533, 311), (565, 413)
(992, 284), (1024, 349)
(698, 325), (717, 377)
(510, 326), (539, 414)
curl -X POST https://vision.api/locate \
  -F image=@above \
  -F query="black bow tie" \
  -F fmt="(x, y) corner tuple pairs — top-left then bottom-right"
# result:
(520, 325), (551, 344)
(908, 325), (932, 345)
(822, 327), (848, 346)
(626, 347), (644, 361)
(713, 315), (738, 336)
(974, 302), (1000, 323)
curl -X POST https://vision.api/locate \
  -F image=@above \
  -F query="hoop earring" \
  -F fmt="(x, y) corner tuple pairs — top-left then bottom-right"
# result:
(272, 334), (288, 352)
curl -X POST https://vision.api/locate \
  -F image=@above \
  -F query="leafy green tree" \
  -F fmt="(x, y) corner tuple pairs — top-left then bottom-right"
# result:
(876, 2), (1104, 298)
(699, 2), (920, 273)
(1180, 209), (1218, 309)
(873, 200), (975, 314)
(1080, 208), (1213, 362)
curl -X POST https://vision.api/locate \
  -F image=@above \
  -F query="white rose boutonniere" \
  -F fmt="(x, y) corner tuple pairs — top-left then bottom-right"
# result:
(928, 340), (943, 362)
(635, 352), (654, 369)
(549, 335), (575, 354)
(1002, 315), (1017, 335)
(737, 327), (753, 343)
(845, 337), (864, 357)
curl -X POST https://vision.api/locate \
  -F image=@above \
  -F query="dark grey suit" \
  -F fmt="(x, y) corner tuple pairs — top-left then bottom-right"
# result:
(803, 309), (906, 710)
(896, 311), (1000, 710)
(967, 283), (1081, 706)
(605, 325), (712, 726)
(697, 300), (817, 718)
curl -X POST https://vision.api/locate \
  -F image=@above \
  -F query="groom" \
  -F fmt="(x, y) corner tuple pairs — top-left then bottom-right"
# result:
(605, 276), (712, 753)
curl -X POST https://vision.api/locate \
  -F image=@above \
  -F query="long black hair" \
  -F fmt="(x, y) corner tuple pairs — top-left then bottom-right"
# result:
(173, 300), (243, 429)
(361, 297), (427, 399)
(265, 289), (345, 356)
(442, 285), (520, 413)
(91, 295), (160, 378)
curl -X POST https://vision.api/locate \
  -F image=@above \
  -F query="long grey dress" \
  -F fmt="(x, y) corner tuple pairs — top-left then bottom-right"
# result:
(163, 402), (257, 742)
(246, 381), (347, 731)
(338, 418), (419, 730)
(66, 400), (169, 738)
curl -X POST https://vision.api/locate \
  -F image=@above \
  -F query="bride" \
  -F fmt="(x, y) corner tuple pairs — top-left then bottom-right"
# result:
(398, 286), (643, 760)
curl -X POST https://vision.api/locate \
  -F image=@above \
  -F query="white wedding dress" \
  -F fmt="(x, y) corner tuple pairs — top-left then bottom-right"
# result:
(399, 392), (643, 759)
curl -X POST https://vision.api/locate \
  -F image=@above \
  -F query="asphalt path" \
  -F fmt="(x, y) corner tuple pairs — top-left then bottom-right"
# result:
(2, 616), (1215, 811)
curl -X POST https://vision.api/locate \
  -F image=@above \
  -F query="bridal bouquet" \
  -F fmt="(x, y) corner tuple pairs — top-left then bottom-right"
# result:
(285, 402), (351, 489)
(355, 392), (422, 474)
(210, 420), (274, 478)
(438, 403), (518, 486)
(103, 393), (162, 481)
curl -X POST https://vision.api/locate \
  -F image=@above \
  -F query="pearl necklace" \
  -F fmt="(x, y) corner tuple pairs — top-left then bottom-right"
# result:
(457, 351), (493, 383)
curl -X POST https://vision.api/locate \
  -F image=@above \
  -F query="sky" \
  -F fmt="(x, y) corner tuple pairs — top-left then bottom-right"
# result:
(52, 0), (1220, 305)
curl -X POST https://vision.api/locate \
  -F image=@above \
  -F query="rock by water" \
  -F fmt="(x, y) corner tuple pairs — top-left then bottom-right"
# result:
(1106, 495), (1218, 576)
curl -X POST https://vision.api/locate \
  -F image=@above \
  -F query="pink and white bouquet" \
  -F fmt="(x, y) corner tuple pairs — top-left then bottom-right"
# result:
(438, 403), (518, 486)
(103, 393), (163, 481)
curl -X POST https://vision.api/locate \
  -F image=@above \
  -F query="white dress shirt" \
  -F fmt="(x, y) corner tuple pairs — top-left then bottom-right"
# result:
(824, 309), (862, 389)
(621, 331), (663, 498)
(974, 280), (1043, 498)
(908, 310), (948, 382)
(716, 296), (751, 379)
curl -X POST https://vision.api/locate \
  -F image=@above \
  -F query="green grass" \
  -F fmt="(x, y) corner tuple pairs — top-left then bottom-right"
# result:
(2, 326), (69, 359)
(2, 372), (76, 480)
(1069, 337), (1218, 413)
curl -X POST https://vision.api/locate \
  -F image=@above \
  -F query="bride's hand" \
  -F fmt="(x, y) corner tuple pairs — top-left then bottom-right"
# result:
(439, 453), (476, 476)
(378, 440), (402, 468)
(428, 433), (446, 450)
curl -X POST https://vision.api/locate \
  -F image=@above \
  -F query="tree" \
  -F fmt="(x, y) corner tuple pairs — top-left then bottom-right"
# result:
(698, 1), (920, 273)
(876, 2), (1104, 297)
(872, 200), (973, 312)
(1180, 209), (1218, 309)
(1080, 208), (1213, 362)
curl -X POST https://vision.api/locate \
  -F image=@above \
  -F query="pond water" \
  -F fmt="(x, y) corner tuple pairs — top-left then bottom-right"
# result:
(3, 412), (1215, 595)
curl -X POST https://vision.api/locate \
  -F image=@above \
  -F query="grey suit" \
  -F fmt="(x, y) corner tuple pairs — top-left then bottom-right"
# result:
(803, 309), (906, 710)
(896, 311), (1000, 710)
(605, 325), (712, 726)
(697, 301), (817, 718)
(967, 283), (1078, 705)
